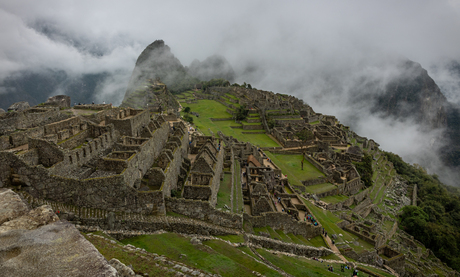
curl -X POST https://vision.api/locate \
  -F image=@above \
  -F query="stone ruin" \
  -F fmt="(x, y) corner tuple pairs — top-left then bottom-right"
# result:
(0, 100), (189, 216)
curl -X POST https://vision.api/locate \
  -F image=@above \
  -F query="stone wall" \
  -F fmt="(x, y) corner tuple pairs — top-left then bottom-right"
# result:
(303, 154), (326, 174)
(209, 118), (233, 121)
(242, 124), (264, 130)
(244, 212), (321, 238)
(326, 188), (369, 210)
(105, 109), (150, 137)
(302, 177), (329, 187)
(246, 234), (333, 258)
(165, 197), (243, 229)
(74, 104), (112, 110)
(79, 215), (239, 237)
(0, 107), (61, 135)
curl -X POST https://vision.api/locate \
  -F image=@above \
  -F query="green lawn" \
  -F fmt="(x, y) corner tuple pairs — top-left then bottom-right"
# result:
(265, 153), (325, 188)
(216, 173), (232, 210)
(233, 160), (243, 213)
(304, 183), (337, 195)
(85, 234), (175, 277)
(256, 249), (351, 277)
(122, 233), (281, 277)
(321, 194), (349, 204)
(204, 240), (282, 277)
(181, 100), (279, 147)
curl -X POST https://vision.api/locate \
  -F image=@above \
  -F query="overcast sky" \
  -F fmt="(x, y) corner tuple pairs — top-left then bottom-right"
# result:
(2, 0), (460, 182)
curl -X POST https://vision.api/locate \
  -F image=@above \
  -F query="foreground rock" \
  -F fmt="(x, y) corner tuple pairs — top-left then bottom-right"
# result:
(0, 189), (118, 276)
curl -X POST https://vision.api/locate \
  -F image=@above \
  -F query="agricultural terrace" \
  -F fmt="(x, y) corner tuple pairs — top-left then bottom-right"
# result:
(180, 99), (279, 147)
(264, 152), (325, 187)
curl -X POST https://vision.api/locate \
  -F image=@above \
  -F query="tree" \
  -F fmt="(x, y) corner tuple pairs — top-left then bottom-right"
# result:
(183, 107), (191, 113)
(235, 105), (248, 121)
(353, 153), (373, 187)
(296, 129), (314, 141)
(247, 84), (252, 89)
(183, 114), (193, 124)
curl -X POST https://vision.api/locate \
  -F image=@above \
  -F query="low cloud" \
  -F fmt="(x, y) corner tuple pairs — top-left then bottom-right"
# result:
(1, 0), (460, 184)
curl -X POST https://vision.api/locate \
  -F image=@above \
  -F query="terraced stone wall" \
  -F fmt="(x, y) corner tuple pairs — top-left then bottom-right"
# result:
(165, 197), (243, 229)
(244, 212), (321, 238)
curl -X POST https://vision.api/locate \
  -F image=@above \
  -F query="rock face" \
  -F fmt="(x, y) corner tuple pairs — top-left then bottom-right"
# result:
(0, 189), (118, 276)
(371, 60), (448, 129)
(45, 95), (71, 108)
(123, 40), (195, 99)
(8, 101), (30, 112)
(109, 258), (135, 276)
(0, 190), (30, 225)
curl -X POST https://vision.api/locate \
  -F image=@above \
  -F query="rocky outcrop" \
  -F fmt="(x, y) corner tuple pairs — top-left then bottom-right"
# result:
(0, 189), (118, 276)
(45, 95), (71, 108)
(109, 258), (135, 277)
(0, 189), (30, 225)
(123, 40), (195, 99)
(8, 101), (30, 112)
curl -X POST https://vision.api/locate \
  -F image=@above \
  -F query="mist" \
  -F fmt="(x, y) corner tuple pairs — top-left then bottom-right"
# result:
(2, 0), (460, 185)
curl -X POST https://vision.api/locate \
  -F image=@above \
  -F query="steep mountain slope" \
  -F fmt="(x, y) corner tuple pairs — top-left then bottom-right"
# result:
(123, 40), (198, 99)
(371, 60), (448, 129)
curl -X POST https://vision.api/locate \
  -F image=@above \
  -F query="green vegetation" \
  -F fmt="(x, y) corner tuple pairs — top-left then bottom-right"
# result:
(235, 105), (249, 121)
(181, 100), (279, 147)
(264, 152), (325, 188)
(85, 234), (174, 276)
(216, 173), (232, 209)
(296, 129), (314, 141)
(385, 151), (460, 270)
(304, 183), (337, 194)
(122, 233), (281, 277)
(256, 248), (349, 276)
(353, 153), (373, 187)
(321, 194), (349, 204)
(233, 160), (243, 213)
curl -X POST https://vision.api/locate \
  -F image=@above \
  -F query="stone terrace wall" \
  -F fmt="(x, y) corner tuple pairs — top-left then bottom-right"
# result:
(0, 152), (160, 214)
(105, 109), (150, 136)
(0, 107), (61, 135)
(74, 104), (112, 110)
(303, 154), (326, 174)
(50, 128), (117, 175)
(326, 188), (369, 210)
(0, 126), (45, 150)
(80, 215), (239, 237)
(244, 212), (321, 238)
(242, 124), (264, 130)
(85, 108), (120, 123)
(246, 234), (333, 258)
(165, 197), (243, 229)
(302, 177), (329, 187)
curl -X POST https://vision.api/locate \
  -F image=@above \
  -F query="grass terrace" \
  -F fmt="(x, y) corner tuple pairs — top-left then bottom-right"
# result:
(216, 173), (232, 210)
(256, 249), (352, 277)
(181, 100), (279, 147)
(320, 194), (349, 204)
(265, 152), (325, 188)
(122, 233), (282, 277)
(304, 183), (337, 195)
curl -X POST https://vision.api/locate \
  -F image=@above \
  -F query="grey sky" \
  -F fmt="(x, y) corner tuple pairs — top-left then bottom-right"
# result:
(2, 0), (460, 183)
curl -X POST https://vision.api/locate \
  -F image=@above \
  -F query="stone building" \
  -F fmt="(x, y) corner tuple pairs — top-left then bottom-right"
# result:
(183, 138), (224, 206)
